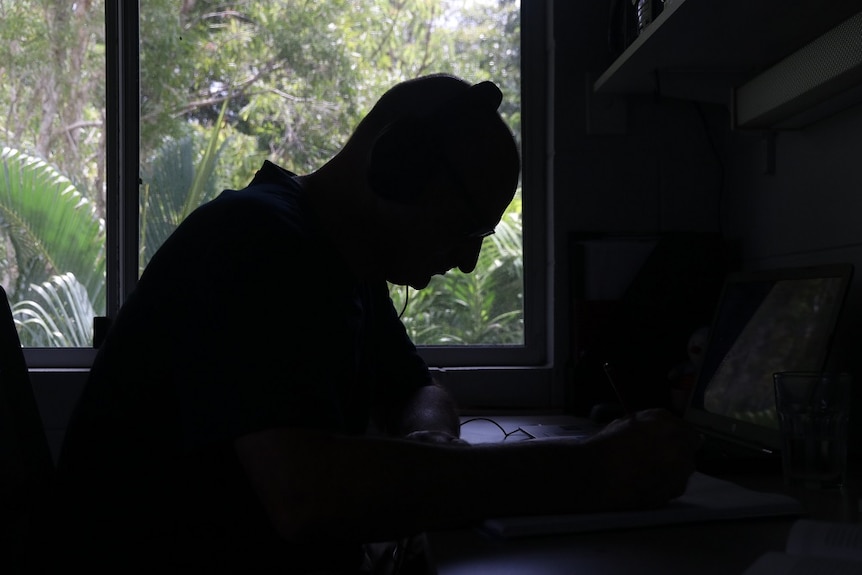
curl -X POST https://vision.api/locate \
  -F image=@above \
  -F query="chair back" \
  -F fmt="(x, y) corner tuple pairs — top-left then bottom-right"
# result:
(0, 286), (54, 567)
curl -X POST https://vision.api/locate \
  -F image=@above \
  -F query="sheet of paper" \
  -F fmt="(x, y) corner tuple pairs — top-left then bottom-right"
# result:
(743, 551), (862, 575)
(482, 472), (803, 538)
(786, 520), (862, 563)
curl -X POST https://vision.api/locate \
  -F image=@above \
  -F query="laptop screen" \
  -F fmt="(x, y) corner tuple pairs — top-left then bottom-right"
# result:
(685, 264), (853, 452)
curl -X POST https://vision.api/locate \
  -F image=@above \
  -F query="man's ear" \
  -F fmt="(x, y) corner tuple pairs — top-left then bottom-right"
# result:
(367, 116), (432, 205)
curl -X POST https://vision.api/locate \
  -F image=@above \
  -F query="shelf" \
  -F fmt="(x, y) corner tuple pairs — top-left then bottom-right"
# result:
(734, 10), (862, 129)
(594, 0), (862, 104)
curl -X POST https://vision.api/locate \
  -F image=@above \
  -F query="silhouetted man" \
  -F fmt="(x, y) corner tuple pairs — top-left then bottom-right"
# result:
(51, 75), (699, 573)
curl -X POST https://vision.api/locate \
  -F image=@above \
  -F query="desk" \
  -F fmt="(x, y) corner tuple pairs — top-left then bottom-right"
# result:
(430, 413), (861, 574)
(432, 518), (793, 574)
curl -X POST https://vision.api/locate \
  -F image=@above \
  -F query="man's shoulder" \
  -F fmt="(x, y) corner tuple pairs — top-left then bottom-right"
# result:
(196, 164), (311, 234)
(220, 162), (303, 206)
(251, 160), (298, 185)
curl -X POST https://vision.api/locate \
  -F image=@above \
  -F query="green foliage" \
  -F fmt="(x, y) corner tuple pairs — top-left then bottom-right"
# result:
(391, 195), (524, 345)
(0, 148), (105, 312)
(0, 0), (523, 347)
(140, 0), (364, 174)
(139, 0), (521, 175)
(12, 273), (95, 347)
(138, 0), (525, 346)
(140, 100), (232, 271)
(0, 0), (106, 194)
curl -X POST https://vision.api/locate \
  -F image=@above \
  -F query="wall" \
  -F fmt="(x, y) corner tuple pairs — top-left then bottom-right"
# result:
(552, 1), (729, 410)
(724, 103), (862, 362)
(724, 107), (862, 272)
(553, 0), (862, 444)
(723, 103), (862, 445)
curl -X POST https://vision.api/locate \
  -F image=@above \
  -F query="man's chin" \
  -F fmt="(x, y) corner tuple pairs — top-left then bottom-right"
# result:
(388, 274), (431, 290)
(405, 276), (431, 290)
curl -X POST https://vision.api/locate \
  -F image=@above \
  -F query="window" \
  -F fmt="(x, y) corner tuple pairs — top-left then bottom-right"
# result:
(0, 0), (106, 349)
(138, 0), (527, 352)
(4, 1), (549, 396)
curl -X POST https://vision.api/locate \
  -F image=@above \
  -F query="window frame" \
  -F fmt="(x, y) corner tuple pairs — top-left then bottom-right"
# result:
(24, 0), (557, 409)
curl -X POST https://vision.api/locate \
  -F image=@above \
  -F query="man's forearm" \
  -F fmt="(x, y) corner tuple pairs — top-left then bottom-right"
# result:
(237, 427), (596, 544)
(320, 435), (593, 540)
(236, 409), (698, 546)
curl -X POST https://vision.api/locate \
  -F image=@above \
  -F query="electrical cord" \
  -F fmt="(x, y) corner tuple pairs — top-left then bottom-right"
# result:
(459, 417), (533, 441)
(398, 285), (409, 318)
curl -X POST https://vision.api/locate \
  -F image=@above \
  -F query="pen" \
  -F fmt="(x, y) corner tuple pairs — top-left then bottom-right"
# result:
(603, 361), (631, 416)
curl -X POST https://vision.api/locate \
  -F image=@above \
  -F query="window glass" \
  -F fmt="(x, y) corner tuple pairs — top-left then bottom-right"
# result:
(139, 0), (523, 347)
(0, 0), (522, 349)
(0, 0), (106, 347)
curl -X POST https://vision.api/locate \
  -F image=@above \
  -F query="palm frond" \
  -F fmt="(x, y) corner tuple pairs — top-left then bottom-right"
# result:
(141, 113), (232, 270)
(391, 202), (525, 345)
(0, 148), (105, 310)
(12, 272), (95, 347)
(183, 99), (230, 220)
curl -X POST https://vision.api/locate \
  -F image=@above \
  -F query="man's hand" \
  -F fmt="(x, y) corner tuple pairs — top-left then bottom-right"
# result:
(582, 408), (702, 511)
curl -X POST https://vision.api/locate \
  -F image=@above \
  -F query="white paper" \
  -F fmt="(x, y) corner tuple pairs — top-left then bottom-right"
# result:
(482, 472), (803, 538)
(786, 519), (862, 563)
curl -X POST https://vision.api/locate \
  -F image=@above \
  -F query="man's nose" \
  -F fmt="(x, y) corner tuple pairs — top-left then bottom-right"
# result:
(456, 238), (484, 273)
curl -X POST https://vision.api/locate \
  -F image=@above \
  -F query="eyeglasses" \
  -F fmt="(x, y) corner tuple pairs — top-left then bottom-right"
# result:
(414, 119), (499, 240)
(465, 222), (496, 239)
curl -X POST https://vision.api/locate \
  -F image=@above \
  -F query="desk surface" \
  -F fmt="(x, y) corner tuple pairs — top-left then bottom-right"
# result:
(431, 413), (861, 575)
(432, 518), (793, 575)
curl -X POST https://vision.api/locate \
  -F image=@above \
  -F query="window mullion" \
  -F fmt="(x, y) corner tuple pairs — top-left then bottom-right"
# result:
(105, 0), (141, 321)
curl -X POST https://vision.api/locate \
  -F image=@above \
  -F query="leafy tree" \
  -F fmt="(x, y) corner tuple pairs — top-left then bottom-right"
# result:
(140, 0), (364, 177)
(13, 273), (96, 347)
(140, 101), (232, 271)
(0, 148), (105, 308)
(392, 197), (523, 344)
(0, 147), (105, 346)
(0, 0), (106, 211)
(0, 0), (523, 346)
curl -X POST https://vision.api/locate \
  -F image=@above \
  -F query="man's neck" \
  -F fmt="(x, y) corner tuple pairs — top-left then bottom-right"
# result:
(300, 166), (387, 284)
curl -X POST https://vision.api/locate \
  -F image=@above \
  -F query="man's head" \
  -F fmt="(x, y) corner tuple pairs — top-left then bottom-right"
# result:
(360, 75), (520, 288)
(366, 79), (510, 206)
(309, 74), (520, 289)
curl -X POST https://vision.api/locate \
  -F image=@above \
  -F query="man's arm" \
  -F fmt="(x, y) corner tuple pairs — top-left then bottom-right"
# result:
(234, 408), (699, 544)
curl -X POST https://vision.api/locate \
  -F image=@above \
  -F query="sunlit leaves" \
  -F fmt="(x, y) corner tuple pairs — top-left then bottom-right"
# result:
(0, 0), (523, 346)
(12, 273), (95, 347)
(391, 200), (524, 345)
(0, 148), (105, 312)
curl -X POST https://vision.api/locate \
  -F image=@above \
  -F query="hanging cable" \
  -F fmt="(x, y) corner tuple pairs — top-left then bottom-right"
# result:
(398, 285), (410, 318)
